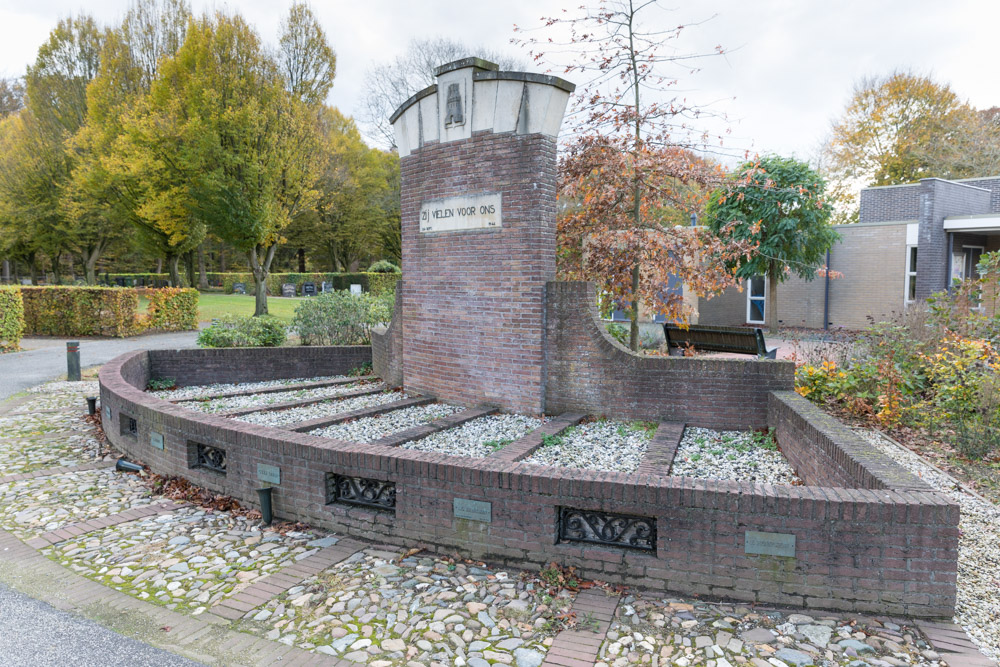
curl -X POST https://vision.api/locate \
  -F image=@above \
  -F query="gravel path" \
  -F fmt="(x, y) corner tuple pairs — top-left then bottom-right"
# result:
(671, 427), (802, 485)
(237, 549), (569, 664)
(401, 414), (545, 458)
(860, 429), (1000, 661)
(522, 420), (652, 473)
(599, 595), (945, 666)
(178, 381), (380, 414)
(310, 403), (460, 442)
(151, 376), (351, 401)
(45, 508), (331, 616)
(0, 468), (155, 540)
(234, 391), (408, 428)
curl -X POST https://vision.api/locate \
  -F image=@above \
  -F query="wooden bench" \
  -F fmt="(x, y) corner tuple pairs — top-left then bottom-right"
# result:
(663, 324), (777, 359)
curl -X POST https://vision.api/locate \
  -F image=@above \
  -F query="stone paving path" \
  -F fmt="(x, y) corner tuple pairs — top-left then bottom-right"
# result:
(0, 376), (995, 667)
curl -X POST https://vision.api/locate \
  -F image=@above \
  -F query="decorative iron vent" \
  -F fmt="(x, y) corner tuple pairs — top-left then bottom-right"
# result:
(194, 443), (226, 475)
(119, 414), (138, 437)
(326, 473), (396, 511)
(558, 507), (656, 552)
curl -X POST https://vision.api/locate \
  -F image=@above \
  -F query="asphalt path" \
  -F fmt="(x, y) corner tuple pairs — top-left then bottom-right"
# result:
(0, 331), (200, 401)
(0, 582), (204, 666)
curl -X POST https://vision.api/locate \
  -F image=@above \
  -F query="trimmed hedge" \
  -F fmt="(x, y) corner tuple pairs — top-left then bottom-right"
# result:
(143, 288), (199, 331)
(21, 286), (199, 337)
(103, 273), (171, 287)
(0, 285), (24, 351)
(22, 287), (141, 337)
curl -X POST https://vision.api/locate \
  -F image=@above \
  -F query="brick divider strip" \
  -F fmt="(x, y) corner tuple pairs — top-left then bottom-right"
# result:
(25, 499), (188, 549)
(369, 406), (496, 447)
(541, 588), (620, 667)
(216, 385), (387, 418)
(210, 539), (364, 621)
(635, 421), (685, 476)
(170, 375), (375, 403)
(0, 527), (337, 666)
(288, 395), (434, 433)
(915, 621), (998, 667)
(0, 460), (115, 485)
(491, 413), (587, 462)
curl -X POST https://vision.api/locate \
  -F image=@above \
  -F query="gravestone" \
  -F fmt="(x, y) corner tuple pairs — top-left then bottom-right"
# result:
(302, 282), (317, 297)
(232, 282), (246, 294)
(281, 283), (296, 298)
(114, 277), (126, 287)
(349, 284), (362, 295)
(389, 57), (573, 413)
(321, 281), (331, 293)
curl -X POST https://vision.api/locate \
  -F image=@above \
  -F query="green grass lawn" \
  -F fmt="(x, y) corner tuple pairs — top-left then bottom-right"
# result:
(138, 292), (304, 323)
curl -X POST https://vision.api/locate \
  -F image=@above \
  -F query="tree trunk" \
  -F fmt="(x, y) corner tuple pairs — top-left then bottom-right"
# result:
(767, 264), (779, 335)
(49, 252), (58, 285)
(248, 244), (277, 317)
(30, 253), (39, 285)
(197, 243), (208, 290)
(297, 248), (306, 273)
(156, 257), (163, 274)
(629, 264), (640, 351)
(166, 254), (181, 287)
(219, 247), (226, 273)
(185, 251), (196, 288)
(1, 259), (8, 284)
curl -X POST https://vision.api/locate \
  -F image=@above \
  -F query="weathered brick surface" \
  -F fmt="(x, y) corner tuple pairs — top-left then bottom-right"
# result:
(100, 349), (960, 617)
(399, 131), (557, 414)
(147, 346), (371, 387)
(545, 282), (794, 429)
(371, 284), (403, 388)
(859, 183), (922, 223)
(915, 179), (990, 299)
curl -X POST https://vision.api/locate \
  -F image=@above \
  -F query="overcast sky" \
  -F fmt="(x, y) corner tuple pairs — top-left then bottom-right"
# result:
(1, 0), (997, 163)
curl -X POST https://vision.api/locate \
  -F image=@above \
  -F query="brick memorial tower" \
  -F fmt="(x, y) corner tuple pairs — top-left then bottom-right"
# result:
(388, 58), (574, 413)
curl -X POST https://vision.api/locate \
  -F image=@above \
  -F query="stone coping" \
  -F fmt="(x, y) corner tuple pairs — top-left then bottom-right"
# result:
(99, 347), (961, 617)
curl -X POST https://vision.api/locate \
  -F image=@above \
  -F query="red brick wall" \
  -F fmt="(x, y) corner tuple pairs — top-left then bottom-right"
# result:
(544, 282), (795, 428)
(100, 348), (959, 617)
(371, 286), (403, 388)
(399, 132), (557, 414)
(147, 347), (370, 387)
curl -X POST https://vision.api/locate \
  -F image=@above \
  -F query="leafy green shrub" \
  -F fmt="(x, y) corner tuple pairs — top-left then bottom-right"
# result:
(0, 285), (24, 351)
(147, 377), (177, 391)
(143, 288), (199, 331)
(367, 260), (401, 273)
(606, 323), (628, 346)
(197, 315), (287, 348)
(21, 286), (142, 337)
(292, 290), (394, 345)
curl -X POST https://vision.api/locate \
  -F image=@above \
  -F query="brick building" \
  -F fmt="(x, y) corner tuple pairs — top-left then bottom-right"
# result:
(697, 175), (1000, 330)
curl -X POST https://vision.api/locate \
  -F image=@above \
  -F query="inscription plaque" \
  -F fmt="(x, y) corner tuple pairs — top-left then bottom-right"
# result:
(257, 463), (281, 485)
(745, 530), (796, 557)
(350, 284), (362, 295)
(281, 283), (296, 298)
(420, 193), (501, 233)
(302, 282), (316, 297)
(150, 431), (164, 450)
(454, 498), (491, 523)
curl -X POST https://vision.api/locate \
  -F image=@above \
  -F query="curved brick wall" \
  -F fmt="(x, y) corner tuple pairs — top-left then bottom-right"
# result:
(99, 347), (959, 617)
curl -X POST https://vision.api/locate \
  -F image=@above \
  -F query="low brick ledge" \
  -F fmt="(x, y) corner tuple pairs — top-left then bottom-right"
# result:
(914, 621), (998, 667)
(169, 375), (375, 403)
(288, 394), (433, 433)
(635, 421), (685, 476)
(541, 588), (620, 667)
(215, 385), (387, 418)
(492, 413), (586, 462)
(98, 348), (963, 618)
(25, 499), (188, 549)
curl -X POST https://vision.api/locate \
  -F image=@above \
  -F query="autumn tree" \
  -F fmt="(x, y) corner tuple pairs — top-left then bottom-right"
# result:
(822, 71), (1000, 223)
(517, 0), (751, 350)
(706, 155), (838, 334)
(360, 38), (522, 149)
(278, 3), (337, 106)
(0, 78), (23, 118)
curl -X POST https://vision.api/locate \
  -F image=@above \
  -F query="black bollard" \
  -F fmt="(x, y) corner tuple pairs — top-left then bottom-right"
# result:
(66, 341), (81, 381)
(257, 487), (274, 526)
(86, 397), (98, 415)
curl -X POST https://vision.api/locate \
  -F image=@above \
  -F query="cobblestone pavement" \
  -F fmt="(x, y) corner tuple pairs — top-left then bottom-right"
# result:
(0, 376), (993, 666)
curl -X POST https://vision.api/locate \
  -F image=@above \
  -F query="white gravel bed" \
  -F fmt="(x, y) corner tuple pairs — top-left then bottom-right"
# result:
(860, 429), (1000, 661)
(522, 420), (652, 473)
(150, 375), (350, 400)
(671, 427), (802, 485)
(178, 382), (381, 414)
(233, 391), (408, 428)
(401, 414), (546, 458)
(310, 403), (460, 442)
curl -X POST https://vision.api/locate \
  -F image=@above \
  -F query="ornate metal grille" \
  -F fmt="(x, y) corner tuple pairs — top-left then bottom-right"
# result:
(194, 443), (227, 474)
(326, 473), (396, 511)
(120, 415), (138, 437)
(558, 507), (656, 552)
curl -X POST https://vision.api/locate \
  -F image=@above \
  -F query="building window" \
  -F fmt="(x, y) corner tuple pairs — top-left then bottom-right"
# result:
(746, 276), (766, 324)
(905, 246), (917, 303)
